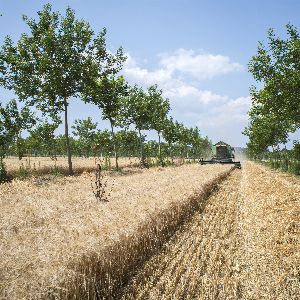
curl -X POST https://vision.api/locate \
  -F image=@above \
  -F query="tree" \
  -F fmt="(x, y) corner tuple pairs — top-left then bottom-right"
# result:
(94, 130), (113, 157)
(121, 85), (152, 166)
(248, 24), (300, 131)
(162, 117), (178, 161)
(72, 117), (98, 157)
(243, 112), (291, 156)
(0, 101), (13, 160)
(82, 75), (128, 169)
(188, 127), (210, 159)
(147, 85), (170, 165)
(116, 130), (140, 157)
(0, 4), (125, 175)
(0, 99), (36, 159)
(29, 118), (61, 158)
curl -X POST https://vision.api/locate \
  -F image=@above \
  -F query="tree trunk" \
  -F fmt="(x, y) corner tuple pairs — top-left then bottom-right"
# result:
(110, 121), (119, 170)
(17, 133), (22, 160)
(168, 142), (174, 164)
(158, 131), (162, 166)
(64, 97), (73, 176)
(138, 129), (145, 167)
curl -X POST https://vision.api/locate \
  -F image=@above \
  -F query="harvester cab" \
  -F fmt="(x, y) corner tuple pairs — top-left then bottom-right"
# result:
(200, 141), (241, 168)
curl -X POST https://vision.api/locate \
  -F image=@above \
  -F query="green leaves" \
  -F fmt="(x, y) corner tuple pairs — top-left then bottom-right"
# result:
(83, 75), (129, 126)
(0, 99), (36, 159)
(147, 84), (170, 134)
(246, 23), (300, 156)
(72, 117), (98, 157)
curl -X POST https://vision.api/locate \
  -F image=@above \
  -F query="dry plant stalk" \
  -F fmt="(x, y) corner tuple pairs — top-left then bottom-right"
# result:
(90, 163), (109, 202)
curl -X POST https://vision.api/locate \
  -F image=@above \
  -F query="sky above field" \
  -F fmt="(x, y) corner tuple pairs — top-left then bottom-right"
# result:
(1, 0), (300, 147)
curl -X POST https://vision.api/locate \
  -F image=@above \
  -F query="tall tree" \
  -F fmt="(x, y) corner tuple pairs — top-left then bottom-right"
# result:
(94, 129), (114, 157)
(162, 117), (178, 162)
(0, 4), (125, 175)
(0, 101), (13, 162)
(243, 111), (291, 156)
(121, 85), (152, 166)
(82, 75), (128, 169)
(248, 24), (300, 131)
(116, 130), (140, 157)
(147, 84), (170, 165)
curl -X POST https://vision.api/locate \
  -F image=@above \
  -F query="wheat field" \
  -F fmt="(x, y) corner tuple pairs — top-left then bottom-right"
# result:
(0, 163), (231, 299)
(4, 156), (140, 176)
(0, 161), (299, 299)
(121, 162), (300, 300)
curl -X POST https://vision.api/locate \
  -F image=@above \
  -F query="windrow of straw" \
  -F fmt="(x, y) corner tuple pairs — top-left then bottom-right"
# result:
(0, 164), (232, 299)
(120, 169), (242, 300)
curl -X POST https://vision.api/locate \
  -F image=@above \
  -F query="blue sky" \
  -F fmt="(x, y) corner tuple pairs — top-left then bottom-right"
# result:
(1, 0), (300, 146)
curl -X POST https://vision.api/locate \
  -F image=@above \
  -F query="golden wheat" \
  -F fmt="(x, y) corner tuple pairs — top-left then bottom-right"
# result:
(1, 161), (298, 299)
(4, 156), (140, 176)
(120, 162), (300, 300)
(0, 163), (231, 299)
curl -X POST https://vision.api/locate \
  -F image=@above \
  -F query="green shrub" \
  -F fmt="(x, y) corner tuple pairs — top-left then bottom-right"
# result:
(288, 160), (300, 175)
(280, 158), (289, 172)
(17, 163), (30, 179)
(0, 160), (9, 183)
(50, 165), (63, 177)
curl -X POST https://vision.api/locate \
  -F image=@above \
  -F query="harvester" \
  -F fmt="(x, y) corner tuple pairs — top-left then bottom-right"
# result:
(200, 141), (241, 168)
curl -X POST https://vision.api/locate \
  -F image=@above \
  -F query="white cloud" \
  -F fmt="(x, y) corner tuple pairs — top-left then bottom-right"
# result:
(123, 48), (244, 86)
(159, 48), (244, 79)
(122, 50), (248, 145)
(195, 96), (251, 145)
(197, 96), (251, 128)
(124, 53), (172, 86)
(165, 86), (228, 105)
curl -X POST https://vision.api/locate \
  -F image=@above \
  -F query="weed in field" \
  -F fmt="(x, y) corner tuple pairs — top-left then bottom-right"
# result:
(17, 162), (30, 178)
(50, 165), (63, 177)
(90, 163), (110, 202)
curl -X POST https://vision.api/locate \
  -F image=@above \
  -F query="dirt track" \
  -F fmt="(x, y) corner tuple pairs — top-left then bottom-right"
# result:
(121, 163), (300, 300)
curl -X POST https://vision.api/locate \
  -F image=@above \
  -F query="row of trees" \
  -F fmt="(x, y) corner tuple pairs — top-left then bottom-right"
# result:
(244, 24), (300, 171)
(2, 110), (210, 161)
(0, 4), (211, 177)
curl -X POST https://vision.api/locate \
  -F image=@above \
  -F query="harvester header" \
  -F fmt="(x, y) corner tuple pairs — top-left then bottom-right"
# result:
(200, 141), (241, 168)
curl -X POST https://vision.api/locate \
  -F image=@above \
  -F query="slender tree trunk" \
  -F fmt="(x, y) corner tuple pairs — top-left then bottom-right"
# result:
(64, 97), (73, 176)
(17, 133), (22, 160)
(138, 128), (145, 167)
(168, 142), (174, 164)
(158, 131), (163, 166)
(110, 120), (119, 170)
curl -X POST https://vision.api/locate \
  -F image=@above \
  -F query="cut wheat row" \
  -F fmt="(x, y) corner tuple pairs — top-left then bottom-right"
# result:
(121, 162), (300, 299)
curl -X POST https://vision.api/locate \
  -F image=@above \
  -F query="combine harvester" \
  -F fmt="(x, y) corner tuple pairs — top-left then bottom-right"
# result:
(200, 141), (241, 169)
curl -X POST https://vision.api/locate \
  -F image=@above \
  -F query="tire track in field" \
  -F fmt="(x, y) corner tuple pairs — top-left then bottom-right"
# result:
(120, 170), (241, 300)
